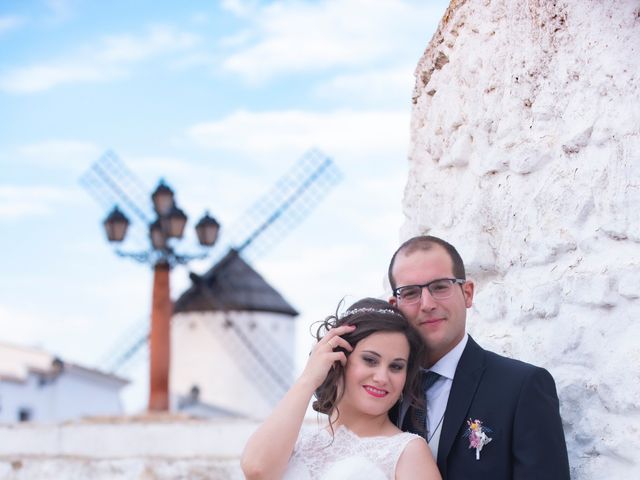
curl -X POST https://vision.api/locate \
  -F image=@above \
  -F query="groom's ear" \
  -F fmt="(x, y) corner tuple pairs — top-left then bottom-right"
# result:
(462, 280), (475, 308)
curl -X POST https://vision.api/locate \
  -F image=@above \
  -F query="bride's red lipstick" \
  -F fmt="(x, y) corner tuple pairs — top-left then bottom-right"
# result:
(363, 385), (388, 398)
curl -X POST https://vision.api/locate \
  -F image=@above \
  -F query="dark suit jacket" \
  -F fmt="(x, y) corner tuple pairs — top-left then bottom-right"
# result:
(391, 336), (570, 480)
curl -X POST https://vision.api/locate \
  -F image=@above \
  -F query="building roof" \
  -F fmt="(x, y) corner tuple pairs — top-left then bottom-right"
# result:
(0, 341), (128, 386)
(175, 387), (246, 419)
(174, 249), (298, 317)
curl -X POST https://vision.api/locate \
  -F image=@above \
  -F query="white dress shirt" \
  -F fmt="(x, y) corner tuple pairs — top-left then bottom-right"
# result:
(423, 333), (468, 458)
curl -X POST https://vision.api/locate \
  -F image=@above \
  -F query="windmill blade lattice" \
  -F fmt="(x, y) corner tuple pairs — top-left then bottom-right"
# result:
(79, 150), (153, 249)
(230, 148), (342, 262)
(98, 316), (150, 373)
(204, 313), (291, 405)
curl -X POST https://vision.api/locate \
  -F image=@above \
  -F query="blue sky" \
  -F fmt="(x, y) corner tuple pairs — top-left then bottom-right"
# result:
(0, 0), (448, 410)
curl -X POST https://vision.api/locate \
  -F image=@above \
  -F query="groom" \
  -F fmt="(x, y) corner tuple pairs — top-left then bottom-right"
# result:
(388, 235), (570, 479)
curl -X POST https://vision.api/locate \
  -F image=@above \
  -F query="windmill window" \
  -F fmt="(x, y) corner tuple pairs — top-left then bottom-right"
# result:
(18, 408), (32, 422)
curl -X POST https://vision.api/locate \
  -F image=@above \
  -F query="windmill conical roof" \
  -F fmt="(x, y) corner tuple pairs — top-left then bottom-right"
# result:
(174, 249), (298, 316)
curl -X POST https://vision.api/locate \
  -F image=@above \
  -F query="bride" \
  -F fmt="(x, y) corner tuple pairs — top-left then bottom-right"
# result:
(241, 297), (441, 480)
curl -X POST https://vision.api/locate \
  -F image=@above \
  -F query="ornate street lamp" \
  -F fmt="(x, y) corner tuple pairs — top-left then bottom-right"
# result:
(101, 180), (219, 411)
(103, 206), (130, 242)
(195, 211), (220, 247)
(151, 180), (175, 216)
(161, 205), (188, 239)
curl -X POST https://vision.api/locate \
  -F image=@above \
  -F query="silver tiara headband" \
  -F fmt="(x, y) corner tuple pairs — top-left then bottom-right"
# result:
(340, 307), (404, 319)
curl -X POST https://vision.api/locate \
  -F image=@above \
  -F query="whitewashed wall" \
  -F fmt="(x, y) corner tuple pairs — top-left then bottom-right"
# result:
(0, 369), (124, 423)
(0, 416), (256, 480)
(404, 0), (640, 478)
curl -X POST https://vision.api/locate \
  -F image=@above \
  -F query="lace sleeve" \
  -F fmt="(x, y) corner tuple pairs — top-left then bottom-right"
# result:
(291, 426), (313, 455)
(374, 432), (426, 476)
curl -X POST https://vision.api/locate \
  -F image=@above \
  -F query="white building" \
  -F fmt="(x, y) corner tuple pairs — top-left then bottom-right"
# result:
(0, 342), (128, 423)
(170, 249), (298, 419)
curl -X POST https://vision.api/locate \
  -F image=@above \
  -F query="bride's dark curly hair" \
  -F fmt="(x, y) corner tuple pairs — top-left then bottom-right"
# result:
(312, 297), (425, 430)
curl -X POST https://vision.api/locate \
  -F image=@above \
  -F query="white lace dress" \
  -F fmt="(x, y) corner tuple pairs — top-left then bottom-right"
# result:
(282, 425), (424, 480)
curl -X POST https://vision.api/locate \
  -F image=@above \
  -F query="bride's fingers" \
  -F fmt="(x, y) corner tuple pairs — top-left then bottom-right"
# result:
(324, 324), (355, 341)
(330, 351), (348, 367)
(302, 344), (348, 387)
(327, 335), (352, 352)
(323, 325), (355, 349)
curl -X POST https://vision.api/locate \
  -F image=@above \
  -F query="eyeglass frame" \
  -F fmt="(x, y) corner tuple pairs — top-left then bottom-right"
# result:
(392, 278), (466, 304)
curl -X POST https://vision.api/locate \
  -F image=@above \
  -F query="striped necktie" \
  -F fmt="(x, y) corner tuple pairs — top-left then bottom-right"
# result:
(412, 370), (441, 438)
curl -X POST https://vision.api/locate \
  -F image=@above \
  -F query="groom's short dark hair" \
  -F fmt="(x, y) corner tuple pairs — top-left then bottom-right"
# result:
(388, 235), (466, 290)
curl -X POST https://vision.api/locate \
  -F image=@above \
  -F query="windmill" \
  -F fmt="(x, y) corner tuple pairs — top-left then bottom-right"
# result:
(81, 149), (341, 415)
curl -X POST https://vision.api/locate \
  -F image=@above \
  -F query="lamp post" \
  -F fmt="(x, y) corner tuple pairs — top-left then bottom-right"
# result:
(102, 180), (219, 411)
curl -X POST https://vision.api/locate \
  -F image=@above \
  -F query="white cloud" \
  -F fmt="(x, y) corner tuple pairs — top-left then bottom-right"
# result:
(127, 155), (196, 179)
(218, 29), (255, 48)
(0, 25), (199, 93)
(313, 67), (415, 105)
(190, 12), (211, 26)
(221, 0), (445, 83)
(14, 140), (102, 171)
(220, 0), (261, 17)
(0, 63), (119, 93)
(0, 185), (74, 219)
(187, 109), (410, 160)
(167, 51), (218, 71)
(45, 0), (76, 22)
(98, 25), (198, 63)
(0, 15), (25, 35)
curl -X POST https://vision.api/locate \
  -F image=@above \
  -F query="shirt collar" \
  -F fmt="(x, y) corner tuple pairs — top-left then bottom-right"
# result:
(427, 333), (468, 380)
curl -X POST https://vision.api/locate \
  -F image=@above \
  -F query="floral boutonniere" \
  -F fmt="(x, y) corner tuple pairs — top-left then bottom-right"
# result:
(464, 419), (493, 460)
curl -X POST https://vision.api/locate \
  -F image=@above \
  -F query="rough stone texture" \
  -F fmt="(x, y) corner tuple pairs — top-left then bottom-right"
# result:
(405, 0), (639, 478)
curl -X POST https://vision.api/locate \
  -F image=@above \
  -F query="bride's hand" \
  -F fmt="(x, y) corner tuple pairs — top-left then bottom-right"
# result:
(300, 324), (355, 389)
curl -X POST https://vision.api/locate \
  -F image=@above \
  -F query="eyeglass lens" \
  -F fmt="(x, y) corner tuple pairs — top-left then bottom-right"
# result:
(398, 279), (457, 303)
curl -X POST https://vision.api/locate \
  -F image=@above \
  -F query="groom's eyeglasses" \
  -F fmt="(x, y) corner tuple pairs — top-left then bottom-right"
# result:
(393, 278), (465, 304)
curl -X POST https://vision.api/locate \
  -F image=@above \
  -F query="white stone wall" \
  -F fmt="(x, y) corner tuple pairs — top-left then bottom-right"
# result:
(0, 416), (257, 479)
(405, 0), (639, 478)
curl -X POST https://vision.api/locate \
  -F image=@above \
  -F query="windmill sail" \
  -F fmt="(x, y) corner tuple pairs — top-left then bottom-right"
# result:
(232, 148), (341, 260)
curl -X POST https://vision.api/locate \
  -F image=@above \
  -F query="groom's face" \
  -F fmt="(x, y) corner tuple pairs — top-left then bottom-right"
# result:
(389, 245), (474, 367)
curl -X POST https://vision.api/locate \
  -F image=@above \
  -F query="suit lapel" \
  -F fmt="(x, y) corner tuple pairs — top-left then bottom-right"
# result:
(437, 336), (486, 475)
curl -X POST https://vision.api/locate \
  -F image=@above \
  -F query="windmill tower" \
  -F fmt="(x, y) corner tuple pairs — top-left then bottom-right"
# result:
(84, 149), (341, 417)
(171, 250), (298, 418)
